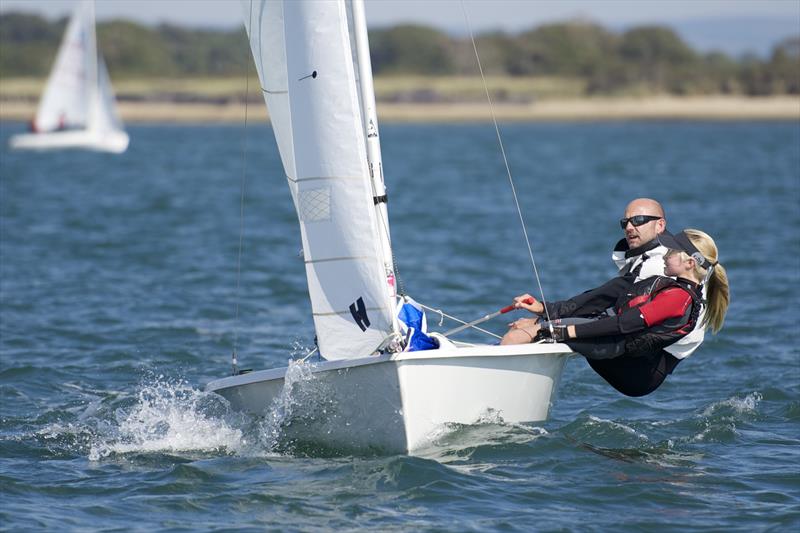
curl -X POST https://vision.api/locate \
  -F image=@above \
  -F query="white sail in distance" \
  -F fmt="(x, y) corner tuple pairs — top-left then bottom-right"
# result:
(242, 0), (397, 359)
(34, 0), (96, 131)
(10, 0), (129, 153)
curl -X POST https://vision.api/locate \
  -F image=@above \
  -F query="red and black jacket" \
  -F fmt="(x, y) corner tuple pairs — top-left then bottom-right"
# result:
(543, 275), (702, 359)
(613, 276), (702, 356)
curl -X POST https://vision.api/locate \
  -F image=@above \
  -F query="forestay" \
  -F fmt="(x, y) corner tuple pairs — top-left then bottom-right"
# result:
(35, 0), (96, 132)
(242, 0), (396, 360)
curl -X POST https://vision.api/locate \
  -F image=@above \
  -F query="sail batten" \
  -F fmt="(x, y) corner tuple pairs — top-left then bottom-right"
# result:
(287, 176), (365, 183)
(305, 256), (378, 264)
(243, 0), (397, 359)
(313, 307), (386, 317)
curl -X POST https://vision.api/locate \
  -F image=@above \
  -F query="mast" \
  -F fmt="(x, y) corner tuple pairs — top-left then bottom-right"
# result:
(350, 0), (397, 302)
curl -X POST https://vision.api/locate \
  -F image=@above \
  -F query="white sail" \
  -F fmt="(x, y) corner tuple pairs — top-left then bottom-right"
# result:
(92, 57), (124, 133)
(242, 0), (396, 359)
(34, 0), (95, 132)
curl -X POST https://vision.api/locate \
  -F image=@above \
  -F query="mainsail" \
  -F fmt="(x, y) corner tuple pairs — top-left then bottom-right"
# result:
(242, 0), (397, 359)
(35, 0), (96, 132)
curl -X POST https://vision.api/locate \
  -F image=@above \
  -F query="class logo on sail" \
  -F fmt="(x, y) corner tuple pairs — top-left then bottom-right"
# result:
(349, 297), (371, 332)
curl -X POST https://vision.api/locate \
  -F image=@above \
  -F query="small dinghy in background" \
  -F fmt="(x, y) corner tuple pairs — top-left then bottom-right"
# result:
(9, 0), (129, 154)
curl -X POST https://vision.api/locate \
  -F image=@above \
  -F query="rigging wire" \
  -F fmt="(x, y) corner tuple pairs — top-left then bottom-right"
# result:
(459, 1), (555, 333)
(231, 0), (254, 375)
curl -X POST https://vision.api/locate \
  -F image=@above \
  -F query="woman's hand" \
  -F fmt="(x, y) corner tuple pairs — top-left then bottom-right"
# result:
(513, 294), (544, 314)
(503, 317), (542, 344)
(508, 317), (541, 331)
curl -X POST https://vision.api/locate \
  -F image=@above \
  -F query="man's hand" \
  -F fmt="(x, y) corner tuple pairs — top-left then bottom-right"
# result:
(513, 294), (544, 314)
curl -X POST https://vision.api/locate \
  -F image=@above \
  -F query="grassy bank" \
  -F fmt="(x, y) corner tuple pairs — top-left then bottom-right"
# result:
(1, 76), (798, 122)
(0, 75), (585, 102)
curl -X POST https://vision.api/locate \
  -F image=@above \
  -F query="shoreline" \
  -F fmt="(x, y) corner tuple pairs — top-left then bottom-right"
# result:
(1, 96), (798, 123)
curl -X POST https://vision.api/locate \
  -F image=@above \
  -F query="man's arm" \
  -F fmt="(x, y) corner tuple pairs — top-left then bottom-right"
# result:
(544, 276), (632, 319)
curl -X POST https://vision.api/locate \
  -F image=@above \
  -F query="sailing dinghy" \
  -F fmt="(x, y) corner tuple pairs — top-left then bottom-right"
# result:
(9, 0), (129, 153)
(206, 0), (573, 454)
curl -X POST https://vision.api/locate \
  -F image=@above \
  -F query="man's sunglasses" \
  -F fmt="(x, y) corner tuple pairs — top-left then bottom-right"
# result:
(619, 215), (662, 229)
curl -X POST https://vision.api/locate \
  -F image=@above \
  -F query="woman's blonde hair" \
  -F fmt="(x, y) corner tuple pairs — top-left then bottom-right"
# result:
(683, 228), (729, 333)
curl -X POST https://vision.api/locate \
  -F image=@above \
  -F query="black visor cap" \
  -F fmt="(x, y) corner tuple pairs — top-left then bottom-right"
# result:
(658, 231), (714, 269)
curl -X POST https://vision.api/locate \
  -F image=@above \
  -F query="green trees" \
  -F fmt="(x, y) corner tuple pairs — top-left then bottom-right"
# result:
(763, 37), (800, 94)
(157, 25), (249, 76)
(1, 12), (797, 96)
(97, 21), (174, 77)
(618, 26), (697, 93)
(514, 21), (618, 77)
(371, 24), (455, 75)
(0, 13), (65, 76)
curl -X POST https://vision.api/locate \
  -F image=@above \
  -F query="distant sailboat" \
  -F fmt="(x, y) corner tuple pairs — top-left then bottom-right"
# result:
(206, 0), (573, 454)
(9, 0), (129, 153)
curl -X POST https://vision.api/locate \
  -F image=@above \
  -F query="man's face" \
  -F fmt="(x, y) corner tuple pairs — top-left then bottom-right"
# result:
(622, 205), (664, 248)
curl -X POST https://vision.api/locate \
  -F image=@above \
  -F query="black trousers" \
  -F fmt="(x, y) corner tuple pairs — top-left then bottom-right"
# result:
(583, 350), (681, 397)
(543, 317), (681, 397)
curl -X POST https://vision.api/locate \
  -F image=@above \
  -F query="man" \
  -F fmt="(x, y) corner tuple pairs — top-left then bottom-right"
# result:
(613, 198), (669, 281)
(611, 198), (705, 358)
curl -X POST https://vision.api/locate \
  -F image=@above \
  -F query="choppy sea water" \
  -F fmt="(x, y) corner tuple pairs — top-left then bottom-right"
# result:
(1, 121), (798, 531)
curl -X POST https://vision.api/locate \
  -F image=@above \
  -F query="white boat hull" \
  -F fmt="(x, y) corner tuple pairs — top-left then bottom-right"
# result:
(207, 342), (573, 454)
(9, 129), (129, 153)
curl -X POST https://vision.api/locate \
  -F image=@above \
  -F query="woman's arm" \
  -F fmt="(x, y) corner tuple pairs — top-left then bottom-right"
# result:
(564, 287), (692, 340)
(566, 310), (645, 339)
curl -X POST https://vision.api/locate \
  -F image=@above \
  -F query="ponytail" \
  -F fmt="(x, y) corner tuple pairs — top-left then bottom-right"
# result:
(685, 229), (729, 333)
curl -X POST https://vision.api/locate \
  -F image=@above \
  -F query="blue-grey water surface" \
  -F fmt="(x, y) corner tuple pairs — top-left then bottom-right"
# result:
(1, 120), (798, 531)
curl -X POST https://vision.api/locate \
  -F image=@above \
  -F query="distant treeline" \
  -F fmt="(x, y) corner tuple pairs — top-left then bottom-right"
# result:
(1, 12), (798, 96)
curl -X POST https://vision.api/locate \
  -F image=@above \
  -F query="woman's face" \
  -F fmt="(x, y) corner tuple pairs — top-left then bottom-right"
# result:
(664, 249), (689, 276)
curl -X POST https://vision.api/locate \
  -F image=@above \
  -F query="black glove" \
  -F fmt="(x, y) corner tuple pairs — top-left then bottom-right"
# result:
(534, 324), (568, 342)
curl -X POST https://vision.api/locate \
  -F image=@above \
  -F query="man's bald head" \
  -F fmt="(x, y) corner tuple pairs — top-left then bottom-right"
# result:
(622, 198), (666, 248)
(625, 198), (665, 219)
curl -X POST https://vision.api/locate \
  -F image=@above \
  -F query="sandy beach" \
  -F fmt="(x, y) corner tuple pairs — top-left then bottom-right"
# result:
(2, 96), (797, 124)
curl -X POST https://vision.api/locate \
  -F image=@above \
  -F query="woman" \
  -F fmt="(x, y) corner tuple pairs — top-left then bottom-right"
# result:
(501, 229), (729, 397)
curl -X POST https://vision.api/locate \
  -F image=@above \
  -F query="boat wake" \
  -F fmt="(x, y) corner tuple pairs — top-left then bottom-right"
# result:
(258, 359), (318, 451)
(13, 373), (762, 462)
(559, 392), (763, 468)
(11, 368), (334, 461)
(686, 391), (762, 444)
(88, 375), (248, 460)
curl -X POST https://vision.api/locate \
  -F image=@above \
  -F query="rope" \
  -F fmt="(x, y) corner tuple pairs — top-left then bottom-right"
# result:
(417, 303), (502, 340)
(459, 1), (554, 332)
(392, 253), (405, 298)
(231, 0), (254, 375)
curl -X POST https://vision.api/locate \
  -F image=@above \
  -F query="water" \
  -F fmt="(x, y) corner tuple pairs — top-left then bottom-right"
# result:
(1, 121), (798, 531)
